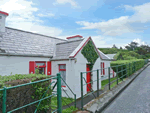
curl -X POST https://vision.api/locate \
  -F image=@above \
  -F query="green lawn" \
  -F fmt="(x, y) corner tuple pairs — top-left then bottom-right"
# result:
(50, 96), (77, 113)
(101, 77), (124, 89)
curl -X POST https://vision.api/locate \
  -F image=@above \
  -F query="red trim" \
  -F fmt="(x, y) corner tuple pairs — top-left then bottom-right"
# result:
(69, 37), (91, 58)
(47, 61), (51, 75)
(67, 35), (83, 39)
(59, 64), (66, 71)
(61, 85), (66, 87)
(0, 11), (9, 16)
(69, 37), (101, 59)
(103, 62), (105, 75)
(29, 61), (35, 74)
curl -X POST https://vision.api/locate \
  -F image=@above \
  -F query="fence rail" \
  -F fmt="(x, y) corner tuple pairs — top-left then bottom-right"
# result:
(80, 59), (149, 110)
(0, 74), (63, 113)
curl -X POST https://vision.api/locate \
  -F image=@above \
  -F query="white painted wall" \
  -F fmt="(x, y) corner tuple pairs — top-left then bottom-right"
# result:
(92, 58), (101, 91)
(100, 60), (116, 80)
(0, 56), (49, 76)
(0, 13), (7, 33)
(51, 51), (112, 99)
(51, 59), (76, 98)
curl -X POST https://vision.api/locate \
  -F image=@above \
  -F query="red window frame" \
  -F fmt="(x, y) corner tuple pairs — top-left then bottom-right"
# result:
(35, 61), (46, 74)
(59, 64), (66, 87)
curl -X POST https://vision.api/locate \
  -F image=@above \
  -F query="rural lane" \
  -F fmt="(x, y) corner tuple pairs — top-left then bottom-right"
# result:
(102, 65), (150, 113)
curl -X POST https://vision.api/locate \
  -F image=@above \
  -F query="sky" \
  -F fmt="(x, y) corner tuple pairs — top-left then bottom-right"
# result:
(0, 0), (150, 48)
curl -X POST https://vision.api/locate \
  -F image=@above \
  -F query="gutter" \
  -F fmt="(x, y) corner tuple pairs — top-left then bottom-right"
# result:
(50, 58), (75, 61)
(102, 59), (116, 61)
(0, 53), (53, 58)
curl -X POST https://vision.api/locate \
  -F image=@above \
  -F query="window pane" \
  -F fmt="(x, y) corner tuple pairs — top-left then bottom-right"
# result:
(35, 67), (45, 74)
(36, 62), (45, 66)
(60, 71), (66, 86)
(59, 65), (66, 69)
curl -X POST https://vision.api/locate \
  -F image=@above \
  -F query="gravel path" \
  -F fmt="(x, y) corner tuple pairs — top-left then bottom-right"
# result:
(103, 65), (150, 113)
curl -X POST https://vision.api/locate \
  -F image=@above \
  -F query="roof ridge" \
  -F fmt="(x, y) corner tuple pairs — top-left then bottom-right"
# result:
(5, 27), (66, 41)
(56, 39), (84, 45)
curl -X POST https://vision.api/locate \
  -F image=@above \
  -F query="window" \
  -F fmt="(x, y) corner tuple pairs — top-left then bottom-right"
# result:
(35, 61), (46, 74)
(29, 61), (52, 75)
(59, 64), (66, 87)
(0, 16), (2, 19)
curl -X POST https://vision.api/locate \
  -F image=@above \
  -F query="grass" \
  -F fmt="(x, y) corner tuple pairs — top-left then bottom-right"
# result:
(62, 106), (78, 113)
(101, 77), (124, 90)
(50, 96), (76, 113)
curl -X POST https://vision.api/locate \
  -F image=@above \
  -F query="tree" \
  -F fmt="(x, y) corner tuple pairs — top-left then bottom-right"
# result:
(112, 44), (118, 49)
(120, 47), (123, 50)
(125, 41), (139, 51)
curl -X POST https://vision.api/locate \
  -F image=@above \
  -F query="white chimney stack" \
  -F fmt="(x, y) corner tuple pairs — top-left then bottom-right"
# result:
(66, 35), (83, 41)
(0, 11), (9, 33)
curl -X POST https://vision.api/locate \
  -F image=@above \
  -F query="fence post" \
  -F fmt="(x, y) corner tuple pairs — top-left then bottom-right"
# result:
(2, 86), (7, 113)
(108, 67), (110, 90)
(97, 69), (99, 97)
(81, 72), (84, 110)
(74, 94), (76, 108)
(57, 73), (62, 113)
(116, 66), (118, 85)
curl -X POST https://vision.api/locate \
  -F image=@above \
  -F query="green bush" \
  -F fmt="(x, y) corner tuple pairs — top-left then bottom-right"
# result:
(114, 51), (141, 60)
(110, 59), (146, 79)
(0, 73), (52, 112)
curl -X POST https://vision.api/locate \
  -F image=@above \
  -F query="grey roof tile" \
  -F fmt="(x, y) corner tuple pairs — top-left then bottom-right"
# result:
(54, 39), (83, 59)
(98, 50), (110, 60)
(0, 27), (66, 56)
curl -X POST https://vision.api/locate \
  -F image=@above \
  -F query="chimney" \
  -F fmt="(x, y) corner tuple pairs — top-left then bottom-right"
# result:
(66, 35), (83, 41)
(0, 11), (9, 33)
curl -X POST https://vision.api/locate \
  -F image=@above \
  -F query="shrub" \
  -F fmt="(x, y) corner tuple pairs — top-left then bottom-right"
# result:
(0, 74), (52, 112)
(110, 59), (145, 79)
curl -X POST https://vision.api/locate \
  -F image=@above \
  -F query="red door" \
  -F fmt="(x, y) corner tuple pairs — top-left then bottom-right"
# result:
(103, 62), (105, 75)
(86, 64), (91, 92)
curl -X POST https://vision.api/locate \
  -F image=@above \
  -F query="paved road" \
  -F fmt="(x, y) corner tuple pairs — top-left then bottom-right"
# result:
(103, 65), (150, 113)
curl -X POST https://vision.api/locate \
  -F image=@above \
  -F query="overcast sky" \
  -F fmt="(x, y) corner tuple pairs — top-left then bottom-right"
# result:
(0, 0), (150, 48)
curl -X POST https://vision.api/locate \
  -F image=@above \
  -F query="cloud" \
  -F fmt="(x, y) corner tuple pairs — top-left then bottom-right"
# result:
(0, 0), (62, 36)
(76, 2), (150, 36)
(90, 35), (114, 48)
(133, 38), (146, 45)
(37, 13), (55, 17)
(53, 0), (77, 7)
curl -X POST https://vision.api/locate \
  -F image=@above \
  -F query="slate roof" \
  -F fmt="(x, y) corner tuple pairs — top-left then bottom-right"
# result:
(106, 54), (116, 59)
(0, 27), (66, 56)
(53, 39), (84, 59)
(98, 49), (110, 60)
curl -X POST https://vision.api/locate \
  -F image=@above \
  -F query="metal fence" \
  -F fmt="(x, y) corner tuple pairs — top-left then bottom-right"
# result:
(80, 59), (149, 110)
(1, 73), (77, 113)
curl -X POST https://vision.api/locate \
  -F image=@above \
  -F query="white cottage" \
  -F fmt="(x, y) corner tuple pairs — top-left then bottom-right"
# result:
(0, 11), (113, 98)
(50, 36), (113, 98)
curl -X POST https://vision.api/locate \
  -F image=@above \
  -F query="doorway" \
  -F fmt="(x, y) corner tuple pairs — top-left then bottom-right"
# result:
(86, 64), (92, 92)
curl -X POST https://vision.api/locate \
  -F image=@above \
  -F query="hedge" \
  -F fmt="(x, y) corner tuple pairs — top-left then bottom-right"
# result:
(0, 74), (53, 112)
(110, 59), (147, 79)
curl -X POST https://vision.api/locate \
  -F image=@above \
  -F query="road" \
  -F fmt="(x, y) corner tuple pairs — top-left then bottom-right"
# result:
(102, 65), (150, 113)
